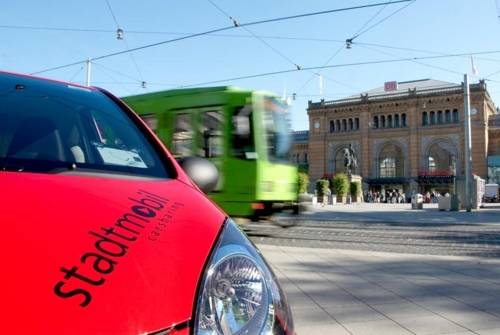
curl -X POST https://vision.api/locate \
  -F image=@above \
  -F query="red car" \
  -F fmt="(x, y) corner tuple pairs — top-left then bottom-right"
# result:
(0, 71), (294, 335)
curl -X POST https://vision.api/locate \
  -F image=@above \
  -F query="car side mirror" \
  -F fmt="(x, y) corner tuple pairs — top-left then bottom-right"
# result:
(177, 156), (219, 193)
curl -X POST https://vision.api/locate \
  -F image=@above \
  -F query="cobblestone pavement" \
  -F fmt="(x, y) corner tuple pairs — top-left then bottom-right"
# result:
(244, 203), (500, 258)
(259, 245), (500, 335)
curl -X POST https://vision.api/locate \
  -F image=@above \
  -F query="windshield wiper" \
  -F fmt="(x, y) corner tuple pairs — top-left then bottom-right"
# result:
(0, 158), (77, 173)
(1, 163), (25, 172)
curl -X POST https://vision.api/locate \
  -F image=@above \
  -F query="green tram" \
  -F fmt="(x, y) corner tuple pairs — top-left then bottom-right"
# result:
(122, 86), (298, 217)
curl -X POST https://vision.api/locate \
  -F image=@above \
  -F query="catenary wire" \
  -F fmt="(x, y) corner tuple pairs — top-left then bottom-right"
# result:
(180, 50), (500, 87)
(206, 0), (301, 68)
(105, 0), (146, 89)
(357, 44), (463, 75)
(68, 65), (85, 83)
(296, 1), (402, 95)
(351, 0), (416, 40)
(30, 0), (412, 75)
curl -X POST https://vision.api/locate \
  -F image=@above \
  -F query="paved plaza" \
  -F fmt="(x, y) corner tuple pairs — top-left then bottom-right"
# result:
(255, 203), (500, 334)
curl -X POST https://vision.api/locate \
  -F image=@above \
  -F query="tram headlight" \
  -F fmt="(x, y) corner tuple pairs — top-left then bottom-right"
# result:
(193, 219), (294, 335)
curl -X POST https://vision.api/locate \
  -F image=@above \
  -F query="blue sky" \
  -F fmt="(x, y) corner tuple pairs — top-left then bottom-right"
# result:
(2, 0), (500, 130)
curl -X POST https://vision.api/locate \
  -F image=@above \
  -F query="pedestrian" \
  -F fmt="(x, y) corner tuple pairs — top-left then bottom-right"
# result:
(323, 188), (331, 207)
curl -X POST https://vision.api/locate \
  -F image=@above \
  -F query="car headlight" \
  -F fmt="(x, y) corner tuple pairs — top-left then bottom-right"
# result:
(193, 219), (294, 335)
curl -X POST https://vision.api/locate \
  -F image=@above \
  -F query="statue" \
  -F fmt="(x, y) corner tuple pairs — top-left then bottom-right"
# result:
(342, 144), (358, 177)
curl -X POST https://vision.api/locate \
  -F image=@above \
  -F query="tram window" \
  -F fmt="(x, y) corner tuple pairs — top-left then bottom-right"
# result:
(232, 106), (255, 159)
(140, 113), (158, 131)
(200, 110), (224, 158)
(172, 113), (193, 157)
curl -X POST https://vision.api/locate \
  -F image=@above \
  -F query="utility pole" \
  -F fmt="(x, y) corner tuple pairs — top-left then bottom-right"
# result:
(463, 74), (473, 212)
(86, 58), (91, 87)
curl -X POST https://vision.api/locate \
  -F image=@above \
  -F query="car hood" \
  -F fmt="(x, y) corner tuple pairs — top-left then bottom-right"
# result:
(1, 172), (225, 334)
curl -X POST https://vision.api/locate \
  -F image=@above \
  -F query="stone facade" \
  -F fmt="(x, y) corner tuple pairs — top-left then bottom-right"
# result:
(303, 79), (498, 194)
(289, 130), (309, 172)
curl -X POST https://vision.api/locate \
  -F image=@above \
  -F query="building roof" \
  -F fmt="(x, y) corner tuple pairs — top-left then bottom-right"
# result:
(353, 79), (457, 98)
(308, 78), (488, 109)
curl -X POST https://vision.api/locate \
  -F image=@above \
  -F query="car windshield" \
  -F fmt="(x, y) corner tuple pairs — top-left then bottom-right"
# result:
(0, 74), (168, 178)
(263, 96), (292, 161)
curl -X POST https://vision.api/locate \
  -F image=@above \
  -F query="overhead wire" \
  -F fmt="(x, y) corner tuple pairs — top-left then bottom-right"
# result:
(350, 0), (416, 40)
(9, 23), (500, 66)
(105, 0), (147, 90)
(68, 65), (85, 83)
(206, 0), (301, 69)
(486, 68), (500, 78)
(352, 2), (389, 39)
(205, 0), (363, 95)
(105, 0), (121, 28)
(10, 21), (500, 66)
(296, 0), (398, 95)
(179, 49), (500, 88)
(355, 41), (500, 63)
(30, 0), (412, 75)
(357, 43), (463, 76)
(91, 62), (135, 94)
(91, 61), (143, 83)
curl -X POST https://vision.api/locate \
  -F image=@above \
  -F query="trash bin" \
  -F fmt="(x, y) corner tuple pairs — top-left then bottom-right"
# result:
(411, 193), (423, 209)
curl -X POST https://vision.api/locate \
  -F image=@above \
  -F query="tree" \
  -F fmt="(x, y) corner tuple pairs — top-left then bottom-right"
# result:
(332, 173), (349, 198)
(350, 181), (361, 198)
(297, 172), (309, 194)
(316, 179), (330, 197)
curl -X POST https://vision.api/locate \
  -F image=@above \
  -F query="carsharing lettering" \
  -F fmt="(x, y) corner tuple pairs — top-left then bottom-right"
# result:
(53, 190), (170, 307)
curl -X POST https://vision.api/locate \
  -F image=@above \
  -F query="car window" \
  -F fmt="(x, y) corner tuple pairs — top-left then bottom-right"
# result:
(0, 75), (169, 178)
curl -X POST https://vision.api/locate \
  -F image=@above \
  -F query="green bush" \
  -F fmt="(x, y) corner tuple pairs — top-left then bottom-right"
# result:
(316, 179), (330, 197)
(332, 173), (349, 198)
(297, 172), (309, 194)
(350, 181), (361, 197)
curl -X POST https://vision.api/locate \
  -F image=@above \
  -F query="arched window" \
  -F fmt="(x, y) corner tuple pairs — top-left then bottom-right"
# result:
(402, 113), (407, 127)
(355, 118), (360, 130)
(422, 112), (428, 126)
(445, 110), (451, 123)
(348, 118), (353, 130)
(394, 114), (400, 128)
(381, 115), (386, 128)
(387, 115), (393, 128)
(452, 109), (459, 123)
(330, 120), (335, 133)
(336, 120), (341, 131)
(430, 111), (436, 125)
(373, 116), (379, 129)
(378, 143), (404, 177)
(437, 110), (443, 124)
(427, 142), (457, 174)
(342, 119), (347, 131)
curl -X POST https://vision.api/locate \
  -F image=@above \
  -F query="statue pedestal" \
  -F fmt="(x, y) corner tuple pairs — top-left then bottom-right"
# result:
(349, 174), (363, 203)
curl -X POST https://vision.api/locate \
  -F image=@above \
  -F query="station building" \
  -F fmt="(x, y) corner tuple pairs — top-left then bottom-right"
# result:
(290, 130), (309, 172)
(301, 78), (500, 195)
